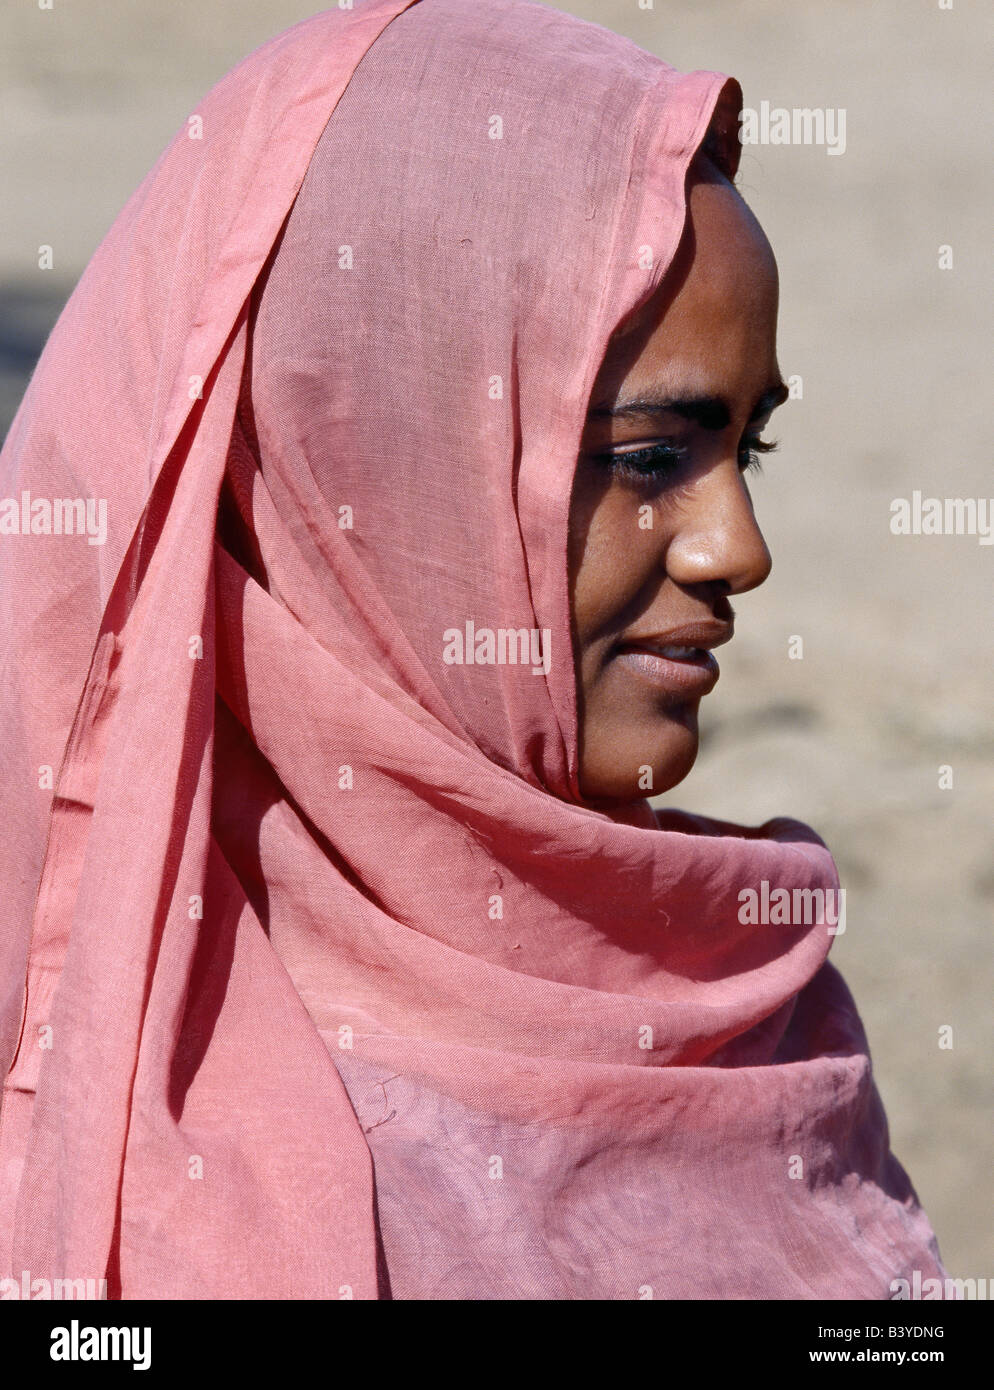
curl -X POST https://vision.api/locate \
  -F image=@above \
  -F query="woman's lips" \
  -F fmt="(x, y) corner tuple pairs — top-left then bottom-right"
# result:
(613, 642), (720, 698)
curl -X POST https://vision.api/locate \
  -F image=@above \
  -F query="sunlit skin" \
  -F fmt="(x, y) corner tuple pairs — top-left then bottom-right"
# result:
(568, 154), (788, 806)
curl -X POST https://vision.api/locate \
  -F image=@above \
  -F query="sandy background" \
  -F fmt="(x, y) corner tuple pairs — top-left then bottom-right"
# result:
(1, 1), (990, 1281)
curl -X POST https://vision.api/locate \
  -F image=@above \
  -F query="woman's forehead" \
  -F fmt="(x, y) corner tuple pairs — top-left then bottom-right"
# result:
(593, 220), (779, 413)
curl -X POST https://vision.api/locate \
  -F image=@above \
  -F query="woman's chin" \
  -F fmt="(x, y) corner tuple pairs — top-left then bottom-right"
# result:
(579, 711), (700, 803)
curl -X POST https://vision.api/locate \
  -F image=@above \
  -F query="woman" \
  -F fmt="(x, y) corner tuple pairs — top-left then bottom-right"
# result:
(0, 0), (947, 1299)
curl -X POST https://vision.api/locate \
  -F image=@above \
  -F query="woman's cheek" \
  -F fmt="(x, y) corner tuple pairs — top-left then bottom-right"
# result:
(589, 490), (670, 601)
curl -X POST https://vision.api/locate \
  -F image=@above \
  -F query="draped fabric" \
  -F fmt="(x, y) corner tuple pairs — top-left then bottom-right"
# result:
(0, 0), (945, 1298)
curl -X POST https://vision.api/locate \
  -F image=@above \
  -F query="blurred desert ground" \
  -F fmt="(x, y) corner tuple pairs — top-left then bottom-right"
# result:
(1, 0), (990, 1280)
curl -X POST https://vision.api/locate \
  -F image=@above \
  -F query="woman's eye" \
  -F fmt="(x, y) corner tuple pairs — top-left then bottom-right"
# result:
(739, 436), (779, 475)
(592, 441), (688, 480)
(592, 435), (779, 481)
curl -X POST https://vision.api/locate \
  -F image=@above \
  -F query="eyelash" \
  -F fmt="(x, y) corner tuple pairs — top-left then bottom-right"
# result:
(594, 437), (779, 481)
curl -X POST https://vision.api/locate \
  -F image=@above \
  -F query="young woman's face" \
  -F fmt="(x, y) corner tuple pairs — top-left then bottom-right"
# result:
(569, 158), (787, 805)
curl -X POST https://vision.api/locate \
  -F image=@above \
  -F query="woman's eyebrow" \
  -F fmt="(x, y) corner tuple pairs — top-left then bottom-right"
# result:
(588, 379), (790, 428)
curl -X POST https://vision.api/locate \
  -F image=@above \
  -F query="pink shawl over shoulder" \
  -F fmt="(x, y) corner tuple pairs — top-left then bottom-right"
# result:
(0, 0), (945, 1298)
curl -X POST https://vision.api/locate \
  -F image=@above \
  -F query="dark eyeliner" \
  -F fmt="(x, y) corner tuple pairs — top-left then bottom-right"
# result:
(591, 441), (689, 479)
(592, 435), (779, 480)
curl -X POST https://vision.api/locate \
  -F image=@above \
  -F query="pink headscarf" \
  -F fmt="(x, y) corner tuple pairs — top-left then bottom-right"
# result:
(0, 0), (946, 1298)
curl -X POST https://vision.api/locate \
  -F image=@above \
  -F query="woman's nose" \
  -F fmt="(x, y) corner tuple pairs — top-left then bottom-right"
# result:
(663, 460), (773, 595)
